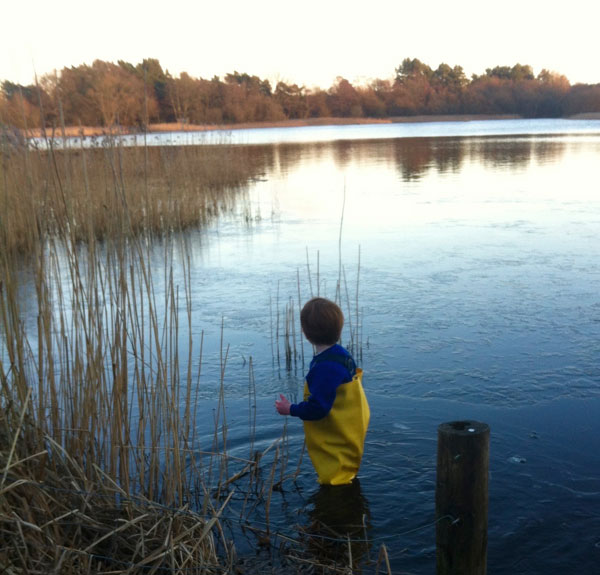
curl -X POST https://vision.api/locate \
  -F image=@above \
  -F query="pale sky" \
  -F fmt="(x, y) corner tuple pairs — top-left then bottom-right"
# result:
(2, 0), (599, 88)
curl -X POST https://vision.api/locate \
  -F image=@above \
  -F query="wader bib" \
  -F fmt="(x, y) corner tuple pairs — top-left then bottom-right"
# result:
(303, 367), (370, 485)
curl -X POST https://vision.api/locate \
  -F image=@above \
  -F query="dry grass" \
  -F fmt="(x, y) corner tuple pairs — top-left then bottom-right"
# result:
(0, 131), (273, 573)
(0, 131), (272, 256)
(0, 413), (231, 573)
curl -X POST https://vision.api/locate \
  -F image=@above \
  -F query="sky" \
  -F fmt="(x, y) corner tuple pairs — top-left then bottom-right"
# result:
(2, 0), (599, 89)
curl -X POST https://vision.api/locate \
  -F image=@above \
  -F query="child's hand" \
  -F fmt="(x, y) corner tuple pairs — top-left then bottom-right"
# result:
(275, 394), (291, 416)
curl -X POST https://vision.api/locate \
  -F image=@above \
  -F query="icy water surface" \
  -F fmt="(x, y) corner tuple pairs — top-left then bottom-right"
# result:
(14, 121), (600, 572)
(183, 127), (600, 573)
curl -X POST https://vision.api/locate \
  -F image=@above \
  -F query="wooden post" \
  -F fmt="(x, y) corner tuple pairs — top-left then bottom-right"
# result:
(436, 420), (490, 575)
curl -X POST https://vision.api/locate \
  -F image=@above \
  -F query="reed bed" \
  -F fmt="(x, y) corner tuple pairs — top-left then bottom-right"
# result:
(0, 128), (272, 256)
(0, 130), (266, 572)
(0, 406), (232, 573)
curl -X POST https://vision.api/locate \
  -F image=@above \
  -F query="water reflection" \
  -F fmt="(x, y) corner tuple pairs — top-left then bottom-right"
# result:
(472, 137), (535, 169)
(302, 479), (372, 567)
(393, 137), (569, 179)
(267, 135), (578, 184)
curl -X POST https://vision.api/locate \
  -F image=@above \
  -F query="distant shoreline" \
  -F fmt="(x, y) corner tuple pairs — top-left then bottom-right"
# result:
(26, 113), (600, 139)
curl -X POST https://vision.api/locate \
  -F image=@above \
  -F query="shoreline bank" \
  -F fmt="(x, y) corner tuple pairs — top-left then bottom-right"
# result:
(26, 114), (520, 139)
(22, 112), (600, 139)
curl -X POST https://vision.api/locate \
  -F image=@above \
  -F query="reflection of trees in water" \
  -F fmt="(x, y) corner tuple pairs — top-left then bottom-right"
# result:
(243, 135), (571, 193)
(531, 139), (569, 161)
(300, 479), (372, 568)
(331, 140), (355, 168)
(391, 138), (462, 181)
(472, 138), (534, 169)
(431, 138), (464, 174)
(391, 137), (568, 180)
(231, 143), (277, 182)
(273, 139), (392, 175)
(274, 142), (331, 174)
(470, 138), (568, 170)
(275, 138), (460, 178)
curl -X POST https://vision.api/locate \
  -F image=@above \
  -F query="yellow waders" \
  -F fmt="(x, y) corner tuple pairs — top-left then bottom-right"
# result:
(303, 368), (370, 485)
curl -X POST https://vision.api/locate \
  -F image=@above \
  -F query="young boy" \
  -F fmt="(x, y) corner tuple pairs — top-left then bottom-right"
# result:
(275, 297), (370, 485)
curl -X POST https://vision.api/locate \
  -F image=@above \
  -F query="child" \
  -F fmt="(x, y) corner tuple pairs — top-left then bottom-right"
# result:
(275, 297), (370, 485)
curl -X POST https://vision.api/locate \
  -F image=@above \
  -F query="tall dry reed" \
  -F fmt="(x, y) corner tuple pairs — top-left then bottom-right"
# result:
(0, 130), (273, 256)
(272, 247), (363, 371)
(0, 131), (287, 573)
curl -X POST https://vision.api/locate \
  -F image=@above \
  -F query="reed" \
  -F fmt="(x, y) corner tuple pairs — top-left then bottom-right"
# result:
(0, 129), (286, 572)
(0, 422), (233, 573)
(272, 247), (363, 371)
(0, 130), (272, 257)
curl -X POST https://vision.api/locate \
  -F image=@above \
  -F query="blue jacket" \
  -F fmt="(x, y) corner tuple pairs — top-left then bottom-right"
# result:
(290, 344), (356, 420)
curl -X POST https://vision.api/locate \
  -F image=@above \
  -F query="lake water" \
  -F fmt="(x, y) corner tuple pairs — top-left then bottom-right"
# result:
(16, 119), (600, 572)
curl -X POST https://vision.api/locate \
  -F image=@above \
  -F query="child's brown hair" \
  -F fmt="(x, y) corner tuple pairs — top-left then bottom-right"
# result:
(300, 297), (344, 346)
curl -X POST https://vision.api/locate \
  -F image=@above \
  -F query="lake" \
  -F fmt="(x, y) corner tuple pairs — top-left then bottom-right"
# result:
(14, 119), (600, 572)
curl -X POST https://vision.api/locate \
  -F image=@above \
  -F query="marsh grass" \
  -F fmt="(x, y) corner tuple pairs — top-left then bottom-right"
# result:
(0, 131), (283, 573)
(0, 129), (272, 256)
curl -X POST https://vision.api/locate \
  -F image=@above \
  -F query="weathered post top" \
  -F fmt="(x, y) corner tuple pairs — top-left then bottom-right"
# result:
(438, 420), (490, 436)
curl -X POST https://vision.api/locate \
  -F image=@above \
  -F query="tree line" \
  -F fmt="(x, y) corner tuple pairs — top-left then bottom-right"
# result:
(1, 58), (599, 130)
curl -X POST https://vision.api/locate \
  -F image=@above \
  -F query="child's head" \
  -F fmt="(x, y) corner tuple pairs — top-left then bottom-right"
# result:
(300, 297), (344, 346)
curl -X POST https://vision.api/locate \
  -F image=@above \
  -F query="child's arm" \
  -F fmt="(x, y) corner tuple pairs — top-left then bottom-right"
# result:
(277, 362), (350, 420)
(274, 390), (331, 419)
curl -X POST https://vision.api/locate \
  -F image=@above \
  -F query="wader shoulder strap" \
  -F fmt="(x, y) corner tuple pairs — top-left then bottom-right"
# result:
(312, 351), (356, 378)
